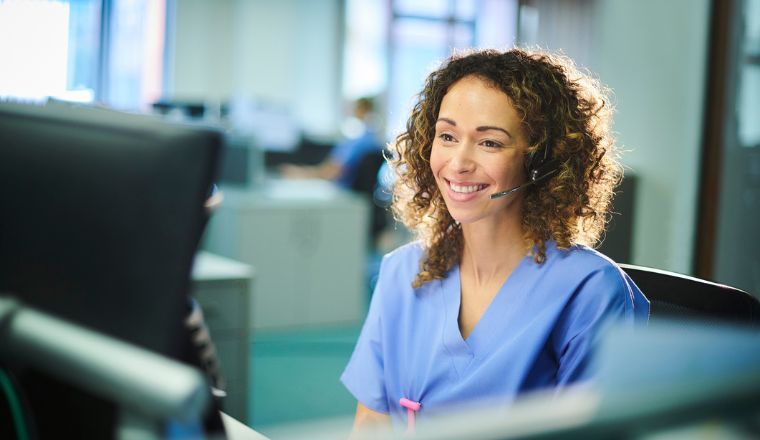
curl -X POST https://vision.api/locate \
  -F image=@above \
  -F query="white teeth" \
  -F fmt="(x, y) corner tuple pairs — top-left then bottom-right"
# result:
(450, 182), (485, 193)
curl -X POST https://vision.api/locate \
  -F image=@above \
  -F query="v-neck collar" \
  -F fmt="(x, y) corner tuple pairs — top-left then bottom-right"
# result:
(440, 256), (530, 377)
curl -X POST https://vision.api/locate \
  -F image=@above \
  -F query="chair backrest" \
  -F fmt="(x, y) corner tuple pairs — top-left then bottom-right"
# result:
(349, 150), (386, 195)
(349, 151), (389, 242)
(619, 264), (760, 327)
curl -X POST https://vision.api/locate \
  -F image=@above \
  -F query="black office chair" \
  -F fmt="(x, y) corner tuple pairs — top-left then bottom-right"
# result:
(619, 264), (760, 328)
(350, 150), (389, 243)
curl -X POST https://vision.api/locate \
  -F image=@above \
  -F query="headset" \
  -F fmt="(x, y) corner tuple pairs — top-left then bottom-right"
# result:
(490, 143), (560, 199)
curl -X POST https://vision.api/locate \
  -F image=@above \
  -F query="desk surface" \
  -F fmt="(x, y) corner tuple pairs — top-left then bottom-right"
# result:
(221, 412), (269, 439)
(192, 251), (254, 281)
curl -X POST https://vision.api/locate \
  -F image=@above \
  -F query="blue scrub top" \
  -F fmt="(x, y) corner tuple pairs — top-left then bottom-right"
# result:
(341, 241), (649, 427)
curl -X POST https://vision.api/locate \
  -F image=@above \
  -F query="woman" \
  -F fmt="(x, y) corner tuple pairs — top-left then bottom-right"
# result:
(341, 48), (649, 433)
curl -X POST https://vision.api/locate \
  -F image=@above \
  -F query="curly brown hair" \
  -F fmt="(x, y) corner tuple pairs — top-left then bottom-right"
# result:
(390, 48), (621, 288)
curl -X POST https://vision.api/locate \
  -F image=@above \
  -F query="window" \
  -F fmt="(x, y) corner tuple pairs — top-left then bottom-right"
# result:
(387, 0), (477, 137)
(342, 0), (519, 140)
(342, 0), (389, 101)
(0, 0), (98, 102)
(0, 0), (166, 111)
(106, 0), (166, 110)
(737, 0), (760, 148)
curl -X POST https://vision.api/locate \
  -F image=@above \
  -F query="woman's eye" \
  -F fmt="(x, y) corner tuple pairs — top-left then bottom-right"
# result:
(439, 133), (455, 142)
(482, 140), (502, 148)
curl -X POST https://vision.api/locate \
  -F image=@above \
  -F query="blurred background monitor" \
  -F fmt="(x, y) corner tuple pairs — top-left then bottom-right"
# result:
(0, 101), (221, 437)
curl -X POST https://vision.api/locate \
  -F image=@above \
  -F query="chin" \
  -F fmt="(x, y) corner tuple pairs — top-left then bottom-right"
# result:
(445, 202), (520, 228)
(446, 210), (485, 226)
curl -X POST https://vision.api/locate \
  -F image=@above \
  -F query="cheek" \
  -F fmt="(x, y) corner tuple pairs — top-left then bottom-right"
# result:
(489, 157), (523, 185)
(429, 145), (445, 178)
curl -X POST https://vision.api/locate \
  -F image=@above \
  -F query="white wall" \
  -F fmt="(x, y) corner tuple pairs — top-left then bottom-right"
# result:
(170, 0), (342, 138)
(171, 0), (235, 101)
(591, 0), (710, 273)
(513, 0), (710, 273)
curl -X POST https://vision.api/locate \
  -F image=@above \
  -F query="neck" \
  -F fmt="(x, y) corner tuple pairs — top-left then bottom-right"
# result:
(460, 213), (528, 285)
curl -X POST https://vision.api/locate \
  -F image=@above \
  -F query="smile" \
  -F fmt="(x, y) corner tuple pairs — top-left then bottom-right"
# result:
(445, 179), (489, 198)
(450, 182), (487, 193)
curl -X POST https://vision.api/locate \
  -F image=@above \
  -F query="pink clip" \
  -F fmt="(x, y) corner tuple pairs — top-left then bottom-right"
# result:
(399, 397), (421, 434)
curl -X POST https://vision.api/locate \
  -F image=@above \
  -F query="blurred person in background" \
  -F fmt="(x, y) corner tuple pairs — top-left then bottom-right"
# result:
(279, 97), (383, 188)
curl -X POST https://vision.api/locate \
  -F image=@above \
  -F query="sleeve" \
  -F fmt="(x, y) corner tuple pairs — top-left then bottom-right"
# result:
(551, 265), (634, 387)
(339, 257), (390, 413)
(328, 138), (354, 166)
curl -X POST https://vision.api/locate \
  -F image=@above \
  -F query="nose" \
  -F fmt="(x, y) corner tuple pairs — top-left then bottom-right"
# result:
(449, 144), (476, 174)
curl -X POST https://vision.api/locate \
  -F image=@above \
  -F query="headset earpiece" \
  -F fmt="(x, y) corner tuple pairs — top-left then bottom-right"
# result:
(525, 144), (556, 182)
(528, 158), (561, 183)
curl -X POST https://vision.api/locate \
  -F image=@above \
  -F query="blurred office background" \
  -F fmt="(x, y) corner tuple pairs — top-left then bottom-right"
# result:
(1, 0), (758, 435)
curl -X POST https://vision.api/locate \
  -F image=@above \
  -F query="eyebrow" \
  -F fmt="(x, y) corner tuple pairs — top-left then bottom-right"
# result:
(436, 118), (513, 139)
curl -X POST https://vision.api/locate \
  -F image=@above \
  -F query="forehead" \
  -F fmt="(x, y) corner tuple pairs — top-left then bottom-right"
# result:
(438, 75), (521, 125)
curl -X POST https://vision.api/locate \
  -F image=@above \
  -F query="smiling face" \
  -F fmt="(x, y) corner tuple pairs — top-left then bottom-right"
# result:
(430, 75), (528, 227)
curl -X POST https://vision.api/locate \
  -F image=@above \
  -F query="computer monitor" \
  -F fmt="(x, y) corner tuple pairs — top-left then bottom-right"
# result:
(0, 101), (222, 437)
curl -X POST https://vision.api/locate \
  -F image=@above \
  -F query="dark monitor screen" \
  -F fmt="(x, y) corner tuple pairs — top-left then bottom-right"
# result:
(0, 101), (221, 436)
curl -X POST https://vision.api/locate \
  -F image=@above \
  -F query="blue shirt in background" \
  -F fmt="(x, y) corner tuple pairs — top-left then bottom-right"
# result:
(329, 129), (382, 188)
